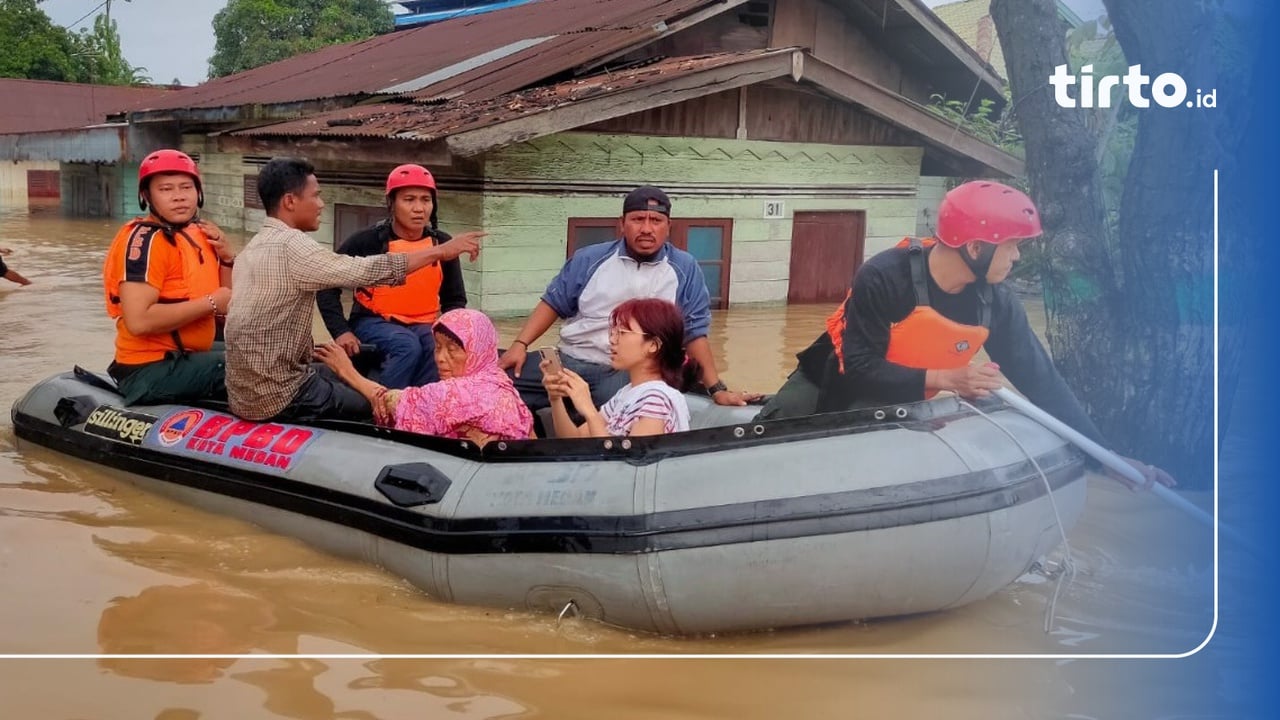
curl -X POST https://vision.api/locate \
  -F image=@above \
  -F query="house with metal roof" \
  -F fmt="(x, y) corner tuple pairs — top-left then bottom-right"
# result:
(0, 79), (172, 210)
(118, 0), (1021, 313)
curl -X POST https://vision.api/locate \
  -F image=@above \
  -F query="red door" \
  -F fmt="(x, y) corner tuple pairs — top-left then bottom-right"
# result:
(27, 170), (60, 199)
(787, 211), (865, 304)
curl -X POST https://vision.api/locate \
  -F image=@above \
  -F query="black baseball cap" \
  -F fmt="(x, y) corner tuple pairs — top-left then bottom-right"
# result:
(622, 186), (671, 216)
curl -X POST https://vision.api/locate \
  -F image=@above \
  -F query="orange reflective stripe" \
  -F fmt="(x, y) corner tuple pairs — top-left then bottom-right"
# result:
(358, 237), (444, 324)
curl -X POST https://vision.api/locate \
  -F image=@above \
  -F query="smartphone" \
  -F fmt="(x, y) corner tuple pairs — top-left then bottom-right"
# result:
(539, 346), (563, 374)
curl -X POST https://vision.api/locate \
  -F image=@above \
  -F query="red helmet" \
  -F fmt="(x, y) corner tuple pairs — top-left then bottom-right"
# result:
(936, 181), (1041, 248)
(385, 164), (437, 196)
(138, 149), (203, 209)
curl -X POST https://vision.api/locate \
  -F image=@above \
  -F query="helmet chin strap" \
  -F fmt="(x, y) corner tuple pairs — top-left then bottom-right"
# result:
(961, 242), (997, 284)
(143, 204), (194, 230)
(958, 242), (996, 328)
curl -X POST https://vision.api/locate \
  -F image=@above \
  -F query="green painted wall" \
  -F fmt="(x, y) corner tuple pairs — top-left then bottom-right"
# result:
(58, 162), (141, 218)
(190, 132), (925, 317)
(117, 162), (143, 217)
(473, 132), (923, 315)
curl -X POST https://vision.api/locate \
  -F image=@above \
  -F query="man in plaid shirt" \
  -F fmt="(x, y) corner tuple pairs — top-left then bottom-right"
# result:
(225, 158), (481, 422)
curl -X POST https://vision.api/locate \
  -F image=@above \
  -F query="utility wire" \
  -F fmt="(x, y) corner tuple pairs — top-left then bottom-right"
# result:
(66, 0), (109, 30)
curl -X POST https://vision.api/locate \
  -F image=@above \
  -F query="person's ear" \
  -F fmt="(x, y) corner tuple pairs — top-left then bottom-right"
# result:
(966, 240), (983, 260)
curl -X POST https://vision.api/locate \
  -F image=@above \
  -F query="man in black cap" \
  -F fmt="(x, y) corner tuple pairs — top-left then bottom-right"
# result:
(499, 186), (757, 416)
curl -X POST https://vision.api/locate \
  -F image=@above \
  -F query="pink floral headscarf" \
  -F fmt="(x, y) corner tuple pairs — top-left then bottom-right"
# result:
(392, 309), (534, 441)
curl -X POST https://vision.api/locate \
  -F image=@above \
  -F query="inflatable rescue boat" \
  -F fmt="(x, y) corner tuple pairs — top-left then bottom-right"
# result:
(11, 368), (1087, 634)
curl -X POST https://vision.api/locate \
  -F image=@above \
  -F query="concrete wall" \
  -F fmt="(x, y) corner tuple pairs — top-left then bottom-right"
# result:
(0, 161), (60, 205)
(182, 134), (255, 234)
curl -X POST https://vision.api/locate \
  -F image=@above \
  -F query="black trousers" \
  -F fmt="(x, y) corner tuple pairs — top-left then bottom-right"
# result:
(272, 365), (372, 423)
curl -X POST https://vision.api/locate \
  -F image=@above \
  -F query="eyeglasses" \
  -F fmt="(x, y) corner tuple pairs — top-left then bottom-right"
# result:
(608, 326), (647, 339)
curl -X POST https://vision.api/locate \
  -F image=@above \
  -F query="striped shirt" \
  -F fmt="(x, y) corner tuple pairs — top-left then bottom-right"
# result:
(225, 217), (407, 420)
(600, 380), (690, 435)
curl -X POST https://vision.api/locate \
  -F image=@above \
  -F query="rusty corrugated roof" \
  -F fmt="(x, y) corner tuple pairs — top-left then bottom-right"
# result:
(227, 50), (789, 143)
(0, 79), (171, 134)
(134, 0), (722, 112)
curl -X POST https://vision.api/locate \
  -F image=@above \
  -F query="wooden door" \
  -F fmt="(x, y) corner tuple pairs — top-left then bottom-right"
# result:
(787, 211), (865, 304)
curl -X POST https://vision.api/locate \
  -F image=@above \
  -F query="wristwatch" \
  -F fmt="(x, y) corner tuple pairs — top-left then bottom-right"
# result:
(707, 380), (728, 396)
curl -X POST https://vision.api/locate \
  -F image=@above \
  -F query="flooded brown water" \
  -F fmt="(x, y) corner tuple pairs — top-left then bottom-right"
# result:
(0, 207), (1222, 717)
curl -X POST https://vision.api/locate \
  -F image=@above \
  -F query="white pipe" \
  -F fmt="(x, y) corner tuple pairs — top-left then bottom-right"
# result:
(993, 388), (1252, 553)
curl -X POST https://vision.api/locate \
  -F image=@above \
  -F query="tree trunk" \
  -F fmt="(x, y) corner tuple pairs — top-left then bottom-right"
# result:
(988, 0), (1125, 435)
(993, 0), (1252, 488)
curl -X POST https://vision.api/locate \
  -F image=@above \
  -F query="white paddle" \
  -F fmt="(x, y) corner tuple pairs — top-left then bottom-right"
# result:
(993, 387), (1252, 553)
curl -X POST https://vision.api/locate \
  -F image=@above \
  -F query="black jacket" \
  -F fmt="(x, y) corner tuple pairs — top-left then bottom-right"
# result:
(316, 220), (466, 339)
(795, 245), (1104, 445)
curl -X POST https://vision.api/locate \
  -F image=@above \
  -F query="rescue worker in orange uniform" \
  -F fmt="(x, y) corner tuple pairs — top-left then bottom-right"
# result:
(758, 180), (1173, 489)
(316, 164), (481, 388)
(103, 149), (235, 406)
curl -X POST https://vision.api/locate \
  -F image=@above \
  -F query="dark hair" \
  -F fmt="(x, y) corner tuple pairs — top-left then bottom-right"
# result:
(257, 157), (316, 214)
(610, 298), (700, 391)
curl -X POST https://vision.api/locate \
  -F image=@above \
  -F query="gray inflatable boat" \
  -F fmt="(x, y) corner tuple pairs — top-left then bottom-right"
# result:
(11, 368), (1088, 635)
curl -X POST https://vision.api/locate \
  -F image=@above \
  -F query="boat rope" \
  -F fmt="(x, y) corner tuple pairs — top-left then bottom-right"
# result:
(959, 399), (1077, 635)
(556, 600), (580, 627)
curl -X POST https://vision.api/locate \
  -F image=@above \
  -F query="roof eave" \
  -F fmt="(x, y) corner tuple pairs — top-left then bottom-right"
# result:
(797, 54), (1022, 178)
(893, 0), (1005, 95)
(444, 49), (801, 157)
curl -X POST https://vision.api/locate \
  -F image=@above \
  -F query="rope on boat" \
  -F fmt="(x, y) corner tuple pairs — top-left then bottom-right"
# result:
(960, 400), (1077, 635)
(557, 600), (580, 626)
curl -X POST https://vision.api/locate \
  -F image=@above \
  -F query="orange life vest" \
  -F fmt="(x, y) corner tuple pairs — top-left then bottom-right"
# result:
(827, 237), (991, 395)
(103, 218), (222, 365)
(356, 237), (443, 324)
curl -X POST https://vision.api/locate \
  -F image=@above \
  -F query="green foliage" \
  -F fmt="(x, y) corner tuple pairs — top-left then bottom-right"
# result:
(71, 15), (150, 85)
(927, 93), (1024, 157)
(209, 0), (395, 78)
(0, 0), (147, 85)
(0, 0), (79, 81)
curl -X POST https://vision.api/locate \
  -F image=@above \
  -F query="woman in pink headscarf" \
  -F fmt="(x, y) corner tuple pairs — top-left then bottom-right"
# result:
(315, 308), (533, 445)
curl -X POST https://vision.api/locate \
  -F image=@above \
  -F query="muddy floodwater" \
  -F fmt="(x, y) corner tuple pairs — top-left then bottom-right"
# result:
(0, 206), (1235, 717)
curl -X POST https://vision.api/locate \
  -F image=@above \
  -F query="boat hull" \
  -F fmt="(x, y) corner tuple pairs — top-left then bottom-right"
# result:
(11, 370), (1087, 634)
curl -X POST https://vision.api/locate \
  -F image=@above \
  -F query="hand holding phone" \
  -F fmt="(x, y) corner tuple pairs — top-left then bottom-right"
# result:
(539, 346), (563, 375)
